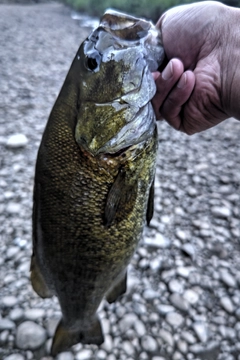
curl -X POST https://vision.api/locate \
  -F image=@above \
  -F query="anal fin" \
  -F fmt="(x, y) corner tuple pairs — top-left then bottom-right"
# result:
(30, 255), (53, 298)
(51, 317), (104, 356)
(106, 271), (127, 304)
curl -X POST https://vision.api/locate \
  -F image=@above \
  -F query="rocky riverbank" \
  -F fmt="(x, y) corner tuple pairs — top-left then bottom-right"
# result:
(0, 2), (240, 360)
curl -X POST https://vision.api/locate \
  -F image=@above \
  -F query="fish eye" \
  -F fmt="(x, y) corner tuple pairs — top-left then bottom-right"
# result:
(84, 51), (101, 72)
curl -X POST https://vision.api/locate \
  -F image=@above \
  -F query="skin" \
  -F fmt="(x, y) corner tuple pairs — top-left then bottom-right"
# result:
(152, 1), (240, 134)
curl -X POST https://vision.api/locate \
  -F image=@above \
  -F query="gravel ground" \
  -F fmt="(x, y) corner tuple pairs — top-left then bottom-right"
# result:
(0, 2), (240, 360)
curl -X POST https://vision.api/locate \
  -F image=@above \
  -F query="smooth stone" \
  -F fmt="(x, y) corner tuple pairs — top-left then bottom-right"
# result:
(16, 321), (47, 350)
(166, 312), (184, 328)
(4, 355), (25, 360)
(101, 334), (113, 352)
(176, 266), (193, 278)
(134, 319), (146, 337)
(57, 352), (74, 360)
(1, 296), (18, 308)
(183, 289), (199, 304)
(211, 206), (231, 218)
(159, 329), (174, 346)
(168, 279), (184, 294)
(6, 134), (28, 148)
(119, 313), (138, 333)
(181, 331), (197, 344)
(220, 296), (234, 313)
(181, 243), (196, 260)
(143, 289), (159, 300)
(156, 304), (175, 315)
(96, 350), (107, 359)
(170, 293), (189, 312)
(9, 308), (24, 322)
(6, 203), (21, 214)
(24, 308), (45, 321)
(220, 270), (237, 288)
(0, 318), (16, 330)
(144, 233), (170, 248)
(75, 349), (93, 360)
(141, 335), (158, 352)
(6, 246), (19, 259)
(193, 321), (209, 342)
(175, 230), (187, 241)
(122, 341), (135, 356)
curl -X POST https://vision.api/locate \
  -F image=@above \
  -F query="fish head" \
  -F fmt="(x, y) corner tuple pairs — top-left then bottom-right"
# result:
(75, 10), (164, 156)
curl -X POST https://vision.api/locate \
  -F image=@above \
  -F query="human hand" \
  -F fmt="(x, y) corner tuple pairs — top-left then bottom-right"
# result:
(152, 1), (240, 134)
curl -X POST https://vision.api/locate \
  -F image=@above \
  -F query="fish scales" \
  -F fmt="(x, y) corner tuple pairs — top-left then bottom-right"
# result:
(31, 9), (164, 355)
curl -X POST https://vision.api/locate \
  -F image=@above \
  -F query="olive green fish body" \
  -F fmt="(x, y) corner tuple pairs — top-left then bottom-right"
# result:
(31, 10), (164, 355)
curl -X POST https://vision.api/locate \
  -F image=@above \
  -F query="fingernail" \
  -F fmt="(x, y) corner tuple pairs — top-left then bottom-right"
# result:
(162, 61), (173, 80)
(177, 73), (187, 89)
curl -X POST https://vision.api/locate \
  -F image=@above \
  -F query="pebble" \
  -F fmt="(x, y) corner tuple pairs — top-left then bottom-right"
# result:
(6, 202), (21, 214)
(24, 308), (45, 321)
(220, 270), (237, 288)
(220, 296), (234, 313)
(9, 308), (24, 322)
(211, 206), (231, 218)
(181, 243), (196, 260)
(119, 313), (138, 333)
(101, 334), (113, 352)
(183, 289), (199, 304)
(141, 335), (158, 352)
(166, 312), (184, 328)
(75, 349), (93, 360)
(4, 355), (25, 360)
(168, 279), (184, 294)
(134, 320), (146, 337)
(122, 341), (135, 356)
(156, 304), (175, 315)
(57, 352), (74, 360)
(0, 318), (16, 331)
(6, 134), (28, 148)
(144, 233), (170, 248)
(16, 321), (47, 350)
(159, 329), (174, 346)
(175, 229), (187, 241)
(193, 321), (209, 342)
(170, 293), (189, 312)
(1, 296), (18, 308)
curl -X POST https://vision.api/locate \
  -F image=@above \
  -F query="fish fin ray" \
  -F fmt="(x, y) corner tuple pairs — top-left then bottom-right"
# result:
(104, 169), (137, 227)
(106, 271), (127, 303)
(30, 255), (53, 298)
(146, 179), (155, 226)
(51, 317), (104, 356)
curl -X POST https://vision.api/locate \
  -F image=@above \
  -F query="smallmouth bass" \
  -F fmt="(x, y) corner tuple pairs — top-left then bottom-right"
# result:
(31, 10), (164, 355)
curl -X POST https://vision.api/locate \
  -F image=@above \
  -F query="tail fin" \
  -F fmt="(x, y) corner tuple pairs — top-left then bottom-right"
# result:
(51, 317), (104, 356)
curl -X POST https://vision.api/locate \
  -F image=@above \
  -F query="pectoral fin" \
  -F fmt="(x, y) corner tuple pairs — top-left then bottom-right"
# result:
(104, 169), (137, 227)
(106, 271), (127, 303)
(51, 317), (104, 356)
(30, 255), (53, 298)
(146, 179), (155, 226)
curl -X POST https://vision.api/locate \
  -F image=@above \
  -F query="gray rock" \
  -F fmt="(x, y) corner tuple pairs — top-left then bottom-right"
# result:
(16, 321), (47, 350)
(6, 134), (28, 148)
(170, 293), (189, 312)
(175, 229), (187, 241)
(159, 328), (174, 346)
(4, 355), (25, 360)
(122, 341), (135, 356)
(220, 270), (237, 288)
(177, 339), (188, 354)
(96, 350), (107, 359)
(24, 308), (45, 321)
(166, 312), (184, 328)
(168, 279), (184, 294)
(220, 296), (234, 313)
(144, 233), (170, 248)
(181, 243), (196, 260)
(1, 296), (18, 308)
(6, 202), (21, 214)
(143, 289), (159, 300)
(183, 289), (199, 304)
(156, 304), (175, 315)
(9, 308), (24, 322)
(181, 331), (197, 344)
(192, 321), (209, 342)
(176, 266), (193, 278)
(119, 313), (138, 333)
(101, 334), (113, 352)
(141, 335), (158, 352)
(211, 206), (231, 218)
(75, 349), (93, 360)
(57, 352), (74, 360)
(134, 319), (146, 337)
(0, 318), (16, 331)
(6, 246), (19, 259)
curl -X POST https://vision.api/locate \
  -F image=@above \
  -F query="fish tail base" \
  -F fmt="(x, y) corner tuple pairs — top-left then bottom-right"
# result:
(51, 317), (104, 356)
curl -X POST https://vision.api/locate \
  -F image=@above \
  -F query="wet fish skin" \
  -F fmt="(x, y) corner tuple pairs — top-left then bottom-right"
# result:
(31, 10), (164, 356)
